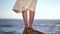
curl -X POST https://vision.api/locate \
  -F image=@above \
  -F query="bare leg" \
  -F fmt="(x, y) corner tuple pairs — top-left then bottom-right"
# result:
(29, 10), (35, 28)
(22, 11), (28, 28)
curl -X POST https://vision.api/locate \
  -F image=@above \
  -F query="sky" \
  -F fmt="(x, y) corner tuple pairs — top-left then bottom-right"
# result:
(0, 0), (60, 19)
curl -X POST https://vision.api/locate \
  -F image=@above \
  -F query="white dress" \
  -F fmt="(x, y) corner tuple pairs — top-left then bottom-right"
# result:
(13, 0), (37, 13)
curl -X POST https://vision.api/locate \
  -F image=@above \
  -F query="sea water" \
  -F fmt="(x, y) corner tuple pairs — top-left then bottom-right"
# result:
(0, 19), (60, 34)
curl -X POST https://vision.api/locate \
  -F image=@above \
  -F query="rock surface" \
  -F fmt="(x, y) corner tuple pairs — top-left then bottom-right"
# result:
(23, 28), (44, 34)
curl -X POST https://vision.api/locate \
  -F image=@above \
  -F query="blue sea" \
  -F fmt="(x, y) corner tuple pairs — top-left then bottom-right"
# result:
(0, 19), (60, 34)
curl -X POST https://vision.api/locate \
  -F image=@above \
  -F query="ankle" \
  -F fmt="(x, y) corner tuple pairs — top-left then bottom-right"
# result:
(29, 26), (33, 29)
(25, 25), (29, 28)
(25, 27), (28, 28)
(25, 23), (29, 28)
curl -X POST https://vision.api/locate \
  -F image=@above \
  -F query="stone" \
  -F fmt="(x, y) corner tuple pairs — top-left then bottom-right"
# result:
(23, 28), (44, 34)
